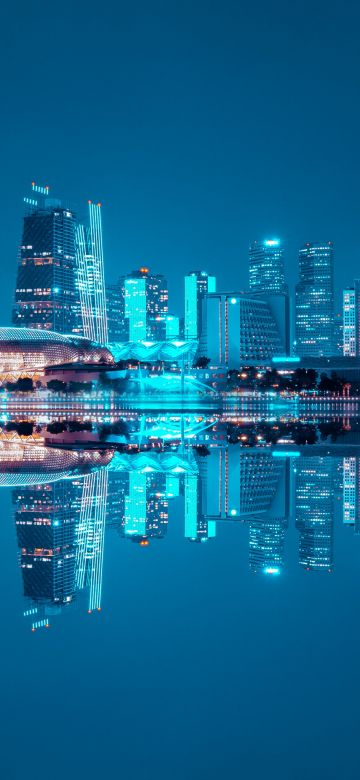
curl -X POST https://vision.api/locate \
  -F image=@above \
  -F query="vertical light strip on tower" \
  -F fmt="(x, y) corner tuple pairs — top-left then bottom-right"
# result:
(76, 470), (108, 613)
(76, 224), (96, 341)
(75, 201), (108, 343)
(88, 202), (108, 344)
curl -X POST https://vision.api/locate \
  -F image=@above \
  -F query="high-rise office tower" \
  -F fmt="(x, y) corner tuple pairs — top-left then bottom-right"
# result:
(295, 242), (335, 357)
(295, 457), (335, 571)
(13, 183), (81, 334)
(248, 516), (287, 574)
(121, 472), (170, 543)
(343, 457), (360, 534)
(76, 201), (108, 344)
(200, 290), (290, 366)
(106, 282), (124, 342)
(13, 481), (80, 629)
(184, 271), (216, 340)
(249, 240), (287, 294)
(343, 280), (360, 356)
(116, 267), (169, 342)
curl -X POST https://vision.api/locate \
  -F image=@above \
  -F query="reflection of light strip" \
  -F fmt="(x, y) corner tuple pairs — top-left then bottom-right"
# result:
(272, 356), (300, 363)
(272, 451), (300, 457)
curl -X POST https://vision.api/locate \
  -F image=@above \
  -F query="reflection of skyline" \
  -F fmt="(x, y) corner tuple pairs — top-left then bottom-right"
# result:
(10, 446), (360, 629)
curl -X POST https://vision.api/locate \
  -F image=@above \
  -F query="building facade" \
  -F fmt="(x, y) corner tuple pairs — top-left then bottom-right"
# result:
(249, 239), (287, 294)
(13, 185), (81, 334)
(200, 291), (290, 367)
(184, 271), (216, 340)
(295, 242), (335, 357)
(111, 267), (169, 342)
(343, 280), (360, 357)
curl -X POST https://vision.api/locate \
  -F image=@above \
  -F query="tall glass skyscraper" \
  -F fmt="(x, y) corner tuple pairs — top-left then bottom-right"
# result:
(184, 271), (216, 340)
(295, 242), (335, 357)
(13, 184), (81, 334)
(249, 239), (287, 294)
(343, 280), (360, 357)
(295, 457), (334, 572)
(115, 267), (169, 342)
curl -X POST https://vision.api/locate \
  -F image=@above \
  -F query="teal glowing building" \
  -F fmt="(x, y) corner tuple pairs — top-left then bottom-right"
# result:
(184, 271), (216, 340)
(114, 267), (169, 342)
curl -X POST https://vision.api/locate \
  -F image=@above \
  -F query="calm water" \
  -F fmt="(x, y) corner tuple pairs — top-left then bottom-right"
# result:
(1, 431), (360, 779)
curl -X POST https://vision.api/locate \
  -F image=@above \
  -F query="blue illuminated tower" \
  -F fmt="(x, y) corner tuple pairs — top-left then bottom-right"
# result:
(76, 201), (108, 344)
(249, 239), (287, 294)
(13, 183), (81, 334)
(295, 242), (335, 357)
(343, 280), (360, 356)
(184, 271), (216, 340)
(295, 457), (334, 571)
(112, 267), (169, 342)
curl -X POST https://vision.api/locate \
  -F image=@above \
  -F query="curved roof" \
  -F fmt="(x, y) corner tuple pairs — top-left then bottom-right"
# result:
(0, 327), (94, 346)
(108, 339), (198, 363)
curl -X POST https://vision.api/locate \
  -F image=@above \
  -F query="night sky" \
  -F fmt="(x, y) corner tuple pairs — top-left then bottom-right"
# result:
(1, 0), (360, 319)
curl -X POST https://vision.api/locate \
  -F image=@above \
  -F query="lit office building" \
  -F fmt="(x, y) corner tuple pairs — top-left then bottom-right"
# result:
(120, 472), (170, 543)
(106, 282), (124, 342)
(13, 481), (81, 622)
(200, 291), (290, 367)
(184, 271), (216, 340)
(248, 516), (287, 574)
(184, 469), (216, 543)
(114, 267), (169, 342)
(295, 242), (335, 357)
(295, 458), (335, 571)
(343, 281), (360, 357)
(13, 183), (81, 334)
(343, 457), (360, 534)
(249, 239), (287, 294)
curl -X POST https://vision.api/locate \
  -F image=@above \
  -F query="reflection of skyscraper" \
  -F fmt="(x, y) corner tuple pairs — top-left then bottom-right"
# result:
(121, 472), (171, 543)
(184, 471), (216, 542)
(295, 242), (335, 357)
(343, 457), (360, 534)
(248, 516), (287, 574)
(13, 183), (81, 334)
(13, 481), (81, 628)
(184, 271), (216, 340)
(295, 458), (335, 571)
(249, 239), (287, 294)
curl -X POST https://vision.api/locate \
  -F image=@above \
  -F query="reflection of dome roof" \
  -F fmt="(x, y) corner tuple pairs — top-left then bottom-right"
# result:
(0, 442), (113, 486)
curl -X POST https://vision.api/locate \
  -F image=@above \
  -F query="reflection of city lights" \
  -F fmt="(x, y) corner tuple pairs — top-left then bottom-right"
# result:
(264, 567), (280, 575)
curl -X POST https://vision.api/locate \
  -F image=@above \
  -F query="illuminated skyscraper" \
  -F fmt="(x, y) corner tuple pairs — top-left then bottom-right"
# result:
(343, 280), (360, 356)
(343, 457), (360, 534)
(248, 516), (287, 575)
(13, 183), (81, 334)
(13, 481), (81, 629)
(184, 271), (216, 340)
(295, 242), (335, 357)
(295, 458), (335, 571)
(200, 290), (290, 366)
(106, 282), (124, 342)
(249, 240), (287, 294)
(121, 472), (171, 543)
(114, 267), (169, 342)
(76, 201), (108, 344)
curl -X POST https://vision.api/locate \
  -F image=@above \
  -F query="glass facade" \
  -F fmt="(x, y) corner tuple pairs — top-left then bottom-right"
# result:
(249, 239), (287, 294)
(184, 271), (216, 340)
(295, 242), (335, 357)
(13, 201), (81, 334)
(295, 458), (334, 571)
(201, 291), (289, 366)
